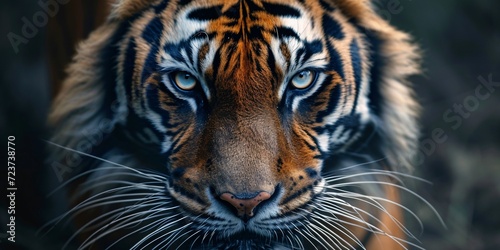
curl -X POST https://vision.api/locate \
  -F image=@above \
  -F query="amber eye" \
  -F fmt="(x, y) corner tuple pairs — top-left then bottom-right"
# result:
(291, 70), (315, 89)
(172, 71), (198, 91)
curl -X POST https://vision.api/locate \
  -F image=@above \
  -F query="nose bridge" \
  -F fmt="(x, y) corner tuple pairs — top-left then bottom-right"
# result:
(205, 46), (281, 194)
(208, 107), (279, 195)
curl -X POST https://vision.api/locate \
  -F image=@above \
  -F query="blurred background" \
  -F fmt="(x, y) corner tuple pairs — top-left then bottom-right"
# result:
(1, 0), (499, 249)
(386, 1), (500, 249)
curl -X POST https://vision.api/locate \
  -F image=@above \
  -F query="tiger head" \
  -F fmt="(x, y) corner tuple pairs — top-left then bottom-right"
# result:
(48, 0), (421, 248)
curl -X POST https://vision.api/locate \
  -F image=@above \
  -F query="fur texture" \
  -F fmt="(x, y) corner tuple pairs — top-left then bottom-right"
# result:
(46, 0), (424, 249)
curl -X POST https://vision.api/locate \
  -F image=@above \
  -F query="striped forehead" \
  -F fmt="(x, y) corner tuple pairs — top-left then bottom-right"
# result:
(157, 0), (331, 91)
(127, 0), (366, 99)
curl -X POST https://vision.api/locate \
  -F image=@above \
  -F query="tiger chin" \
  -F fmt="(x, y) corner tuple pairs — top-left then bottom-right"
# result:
(46, 0), (424, 249)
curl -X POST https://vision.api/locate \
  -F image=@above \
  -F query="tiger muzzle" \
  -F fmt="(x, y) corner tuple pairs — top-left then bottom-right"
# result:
(204, 110), (282, 219)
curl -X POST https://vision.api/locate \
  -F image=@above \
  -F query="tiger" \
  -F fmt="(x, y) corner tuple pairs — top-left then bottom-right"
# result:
(46, 0), (426, 249)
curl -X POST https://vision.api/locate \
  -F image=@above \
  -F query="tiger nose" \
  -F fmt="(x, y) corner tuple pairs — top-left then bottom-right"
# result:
(220, 191), (271, 219)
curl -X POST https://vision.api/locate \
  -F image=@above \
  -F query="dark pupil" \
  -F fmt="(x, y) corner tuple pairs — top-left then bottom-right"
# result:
(183, 73), (191, 79)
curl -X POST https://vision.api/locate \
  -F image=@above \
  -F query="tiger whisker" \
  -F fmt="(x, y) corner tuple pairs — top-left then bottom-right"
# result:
(129, 215), (184, 249)
(94, 201), (175, 232)
(309, 217), (360, 250)
(316, 190), (427, 249)
(154, 221), (193, 250)
(207, 227), (217, 247)
(302, 222), (337, 250)
(313, 194), (402, 238)
(174, 228), (202, 250)
(324, 187), (423, 235)
(292, 224), (320, 250)
(136, 216), (190, 250)
(313, 208), (384, 246)
(324, 179), (445, 227)
(106, 211), (175, 249)
(323, 190), (418, 238)
(68, 203), (167, 249)
(64, 192), (165, 227)
(314, 197), (373, 226)
(305, 207), (366, 249)
(39, 190), (161, 237)
(315, 201), (391, 237)
(323, 168), (431, 185)
(83, 212), (182, 250)
(110, 219), (167, 250)
(92, 211), (184, 248)
(45, 140), (167, 180)
(324, 157), (388, 174)
(190, 235), (202, 249)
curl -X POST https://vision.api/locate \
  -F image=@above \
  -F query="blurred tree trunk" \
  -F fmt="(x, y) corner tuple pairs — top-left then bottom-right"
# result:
(47, 0), (111, 97)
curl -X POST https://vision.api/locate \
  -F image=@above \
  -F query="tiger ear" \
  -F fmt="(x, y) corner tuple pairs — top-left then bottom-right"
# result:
(109, 0), (153, 20)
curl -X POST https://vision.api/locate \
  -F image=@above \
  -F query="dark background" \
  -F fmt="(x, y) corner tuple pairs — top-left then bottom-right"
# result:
(1, 0), (499, 249)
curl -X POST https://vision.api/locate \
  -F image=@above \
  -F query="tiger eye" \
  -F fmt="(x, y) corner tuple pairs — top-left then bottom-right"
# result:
(173, 71), (198, 91)
(291, 70), (315, 89)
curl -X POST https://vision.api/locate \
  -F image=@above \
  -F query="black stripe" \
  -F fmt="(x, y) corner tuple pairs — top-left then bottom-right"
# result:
(305, 40), (323, 56)
(319, 0), (336, 12)
(265, 44), (278, 83)
(292, 129), (317, 152)
(141, 17), (164, 83)
(170, 127), (190, 154)
(315, 113), (361, 142)
(295, 47), (306, 66)
(101, 13), (142, 118)
(303, 129), (320, 151)
(223, 31), (240, 42)
(305, 168), (318, 178)
(224, 3), (240, 19)
(163, 43), (184, 61)
(282, 185), (313, 204)
(326, 40), (345, 79)
(274, 27), (300, 40)
(172, 185), (208, 206)
(364, 29), (383, 116)
(145, 84), (170, 119)
(162, 32), (215, 71)
(322, 14), (345, 40)
(141, 49), (159, 83)
(177, 0), (191, 7)
(344, 120), (377, 153)
(141, 16), (163, 45)
(350, 38), (362, 115)
(187, 5), (223, 21)
(249, 25), (265, 40)
(153, 0), (170, 14)
(210, 46), (222, 83)
(261, 2), (301, 18)
(171, 166), (186, 179)
(314, 76), (341, 123)
(296, 40), (323, 66)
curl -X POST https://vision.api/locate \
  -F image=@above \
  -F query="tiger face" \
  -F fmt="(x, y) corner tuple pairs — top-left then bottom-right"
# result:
(48, 0), (422, 249)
